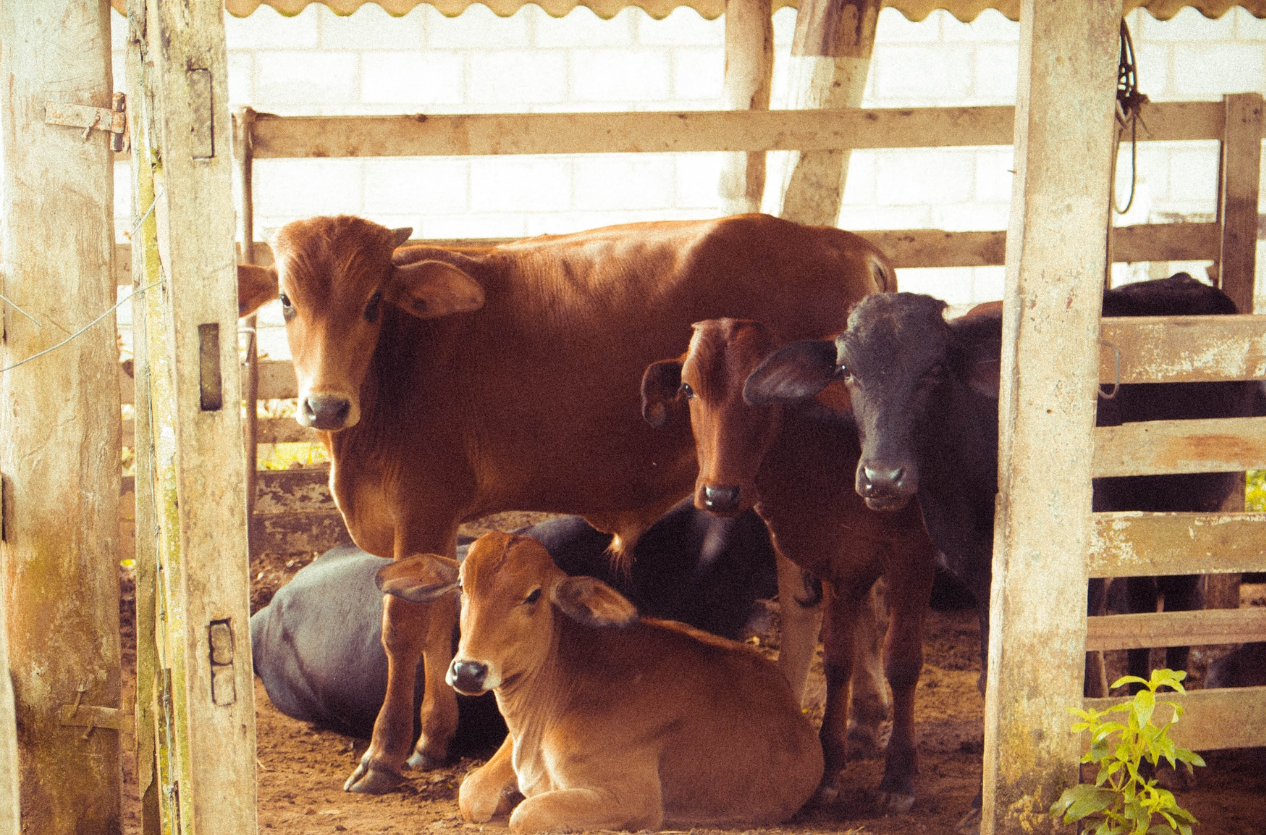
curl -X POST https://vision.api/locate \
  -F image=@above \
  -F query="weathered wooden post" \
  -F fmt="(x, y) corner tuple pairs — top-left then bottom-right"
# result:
(0, 1), (122, 833)
(775, 0), (881, 225)
(719, 0), (773, 214)
(982, 2), (1122, 833)
(126, 0), (258, 832)
(0, 622), (17, 835)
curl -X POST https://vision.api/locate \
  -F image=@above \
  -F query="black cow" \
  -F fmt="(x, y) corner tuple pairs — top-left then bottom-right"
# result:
(745, 274), (1256, 695)
(1206, 642), (1266, 690)
(251, 499), (778, 740)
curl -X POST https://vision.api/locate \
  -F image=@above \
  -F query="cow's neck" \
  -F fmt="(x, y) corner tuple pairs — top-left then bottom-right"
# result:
(492, 623), (569, 796)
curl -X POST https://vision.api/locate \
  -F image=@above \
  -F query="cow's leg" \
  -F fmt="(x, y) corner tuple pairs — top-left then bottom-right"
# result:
(816, 581), (860, 806)
(1084, 577), (1108, 698)
(409, 587), (461, 769)
(876, 539), (933, 812)
(509, 771), (663, 834)
(847, 579), (891, 759)
(1160, 574), (1201, 674)
(346, 591), (459, 793)
(459, 734), (521, 823)
(774, 551), (822, 705)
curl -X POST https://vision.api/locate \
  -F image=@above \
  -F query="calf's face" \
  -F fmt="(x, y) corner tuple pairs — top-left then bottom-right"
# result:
(375, 532), (637, 697)
(236, 216), (484, 431)
(745, 293), (952, 512)
(641, 319), (781, 516)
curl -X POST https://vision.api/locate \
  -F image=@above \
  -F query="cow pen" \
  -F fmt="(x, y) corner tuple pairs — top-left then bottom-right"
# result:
(2, 1), (1265, 834)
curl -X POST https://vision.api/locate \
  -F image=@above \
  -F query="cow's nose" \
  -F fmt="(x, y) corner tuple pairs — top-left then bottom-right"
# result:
(301, 394), (352, 430)
(701, 484), (742, 514)
(860, 464), (906, 492)
(447, 660), (489, 695)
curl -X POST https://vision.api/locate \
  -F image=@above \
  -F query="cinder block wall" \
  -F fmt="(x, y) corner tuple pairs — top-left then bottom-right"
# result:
(110, 5), (1264, 308)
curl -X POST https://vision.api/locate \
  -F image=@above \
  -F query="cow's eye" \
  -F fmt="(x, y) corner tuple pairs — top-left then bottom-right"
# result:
(364, 291), (382, 323)
(679, 382), (695, 400)
(524, 588), (542, 605)
(279, 292), (295, 322)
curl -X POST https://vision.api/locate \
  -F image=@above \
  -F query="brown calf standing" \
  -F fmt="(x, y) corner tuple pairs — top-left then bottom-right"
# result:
(377, 531), (823, 833)
(642, 318), (936, 810)
(236, 214), (892, 793)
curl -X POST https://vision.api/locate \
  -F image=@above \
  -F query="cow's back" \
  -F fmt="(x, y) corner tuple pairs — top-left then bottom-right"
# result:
(391, 214), (888, 524)
(549, 616), (822, 826)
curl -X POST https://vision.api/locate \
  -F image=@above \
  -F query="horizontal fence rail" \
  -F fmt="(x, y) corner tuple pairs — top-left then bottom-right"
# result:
(1090, 512), (1266, 577)
(235, 100), (1227, 159)
(1084, 686), (1266, 751)
(1093, 415), (1266, 478)
(1086, 607), (1266, 651)
(1099, 314), (1266, 384)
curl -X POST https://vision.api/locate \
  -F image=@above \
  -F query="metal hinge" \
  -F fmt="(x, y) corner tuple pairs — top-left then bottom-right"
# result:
(45, 92), (129, 152)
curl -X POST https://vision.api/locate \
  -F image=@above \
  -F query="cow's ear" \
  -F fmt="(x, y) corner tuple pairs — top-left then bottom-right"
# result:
(551, 576), (638, 628)
(376, 554), (460, 603)
(238, 264), (278, 318)
(388, 260), (486, 320)
(640, 359), (684, 429)
(390, 227), (413, 249)
(743, 339), (838, 405)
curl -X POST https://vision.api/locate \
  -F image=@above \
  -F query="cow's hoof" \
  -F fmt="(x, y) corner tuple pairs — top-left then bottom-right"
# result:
(407, 749), (451, 771)
(955, 807), (981, 835)
(808, 781), (839, 807)
(343, 763), (404, 794)
(878, 790), (915, 814)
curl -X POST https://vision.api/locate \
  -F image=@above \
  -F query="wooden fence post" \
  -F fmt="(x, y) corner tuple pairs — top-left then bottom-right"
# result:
(981, 2), (1122, 833)
(775, 0), (881, 226)
(235, 107), (261, 529)
(0, 620), (17, 835)
(719, 0), (773, 214)
(0, 2), (122, 833)
(127, 0), (258, 833)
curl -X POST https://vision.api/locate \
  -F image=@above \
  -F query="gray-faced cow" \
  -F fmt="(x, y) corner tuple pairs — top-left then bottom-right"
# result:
(743, 274), (1257, 820)
(376, 531), (823, 833)
(642, 318), (937, 810)
(236, 213), (893, 792)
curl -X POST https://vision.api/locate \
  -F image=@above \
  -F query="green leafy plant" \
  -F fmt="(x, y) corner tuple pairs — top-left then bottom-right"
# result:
(1049, 668), (1204, 835)
(1247, 470), (1265, 512)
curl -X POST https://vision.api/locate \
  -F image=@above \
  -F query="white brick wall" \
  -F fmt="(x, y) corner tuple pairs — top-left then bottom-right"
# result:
(106, 4), (1264, 309)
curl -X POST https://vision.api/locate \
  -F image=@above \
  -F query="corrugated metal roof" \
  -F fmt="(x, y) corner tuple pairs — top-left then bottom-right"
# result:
(112, 0), (1266, 21)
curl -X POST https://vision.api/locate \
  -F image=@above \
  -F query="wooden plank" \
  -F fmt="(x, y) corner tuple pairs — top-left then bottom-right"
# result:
(115, 220), (1224, 287)
(718, 0), (773, 214)
(1217, 93), (1263, 315)
(776, 0), (881, 226)
(1099, 314), (1266, 384)
(980, 3), (1122, 832)
(132, 0), (258, 831)
(246, 101), (1220, 160)
(253, 467), (337, 515)
(1090, 512), (1266, 578)
(251, 512), (352, 556)
(1083, 687), (1266, 752)
(236, 107), (261, 521)
(251, 107), (1017, 158)
(0, 3), (122, 832)
(1086, 607), (1266, 652)
(1093, 416), (1266, 477)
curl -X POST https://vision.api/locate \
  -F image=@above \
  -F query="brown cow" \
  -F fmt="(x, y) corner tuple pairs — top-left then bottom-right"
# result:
(376, 531), (824, 833)
(236, 214), (892, 793)
(641, 318), (937, 810)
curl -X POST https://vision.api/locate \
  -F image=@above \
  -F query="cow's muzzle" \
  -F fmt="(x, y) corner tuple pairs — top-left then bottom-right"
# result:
(700, 483), (742, 515)
(855, 462), (915, 512)
(447, 659), (491, 695)
(300, 393), (354, 430)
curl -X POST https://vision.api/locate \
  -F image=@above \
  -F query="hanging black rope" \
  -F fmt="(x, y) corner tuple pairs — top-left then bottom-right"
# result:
(1113, 18), (1148, 215)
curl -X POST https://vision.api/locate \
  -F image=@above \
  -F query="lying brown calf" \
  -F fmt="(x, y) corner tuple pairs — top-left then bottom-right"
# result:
(377, 531), (823, 833)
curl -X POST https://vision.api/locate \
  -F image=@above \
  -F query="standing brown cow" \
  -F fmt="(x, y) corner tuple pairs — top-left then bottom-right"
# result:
(237, 213), (892, 793)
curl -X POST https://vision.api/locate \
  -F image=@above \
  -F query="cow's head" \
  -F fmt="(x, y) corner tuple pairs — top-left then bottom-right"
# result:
(747, 293), (979, 512)
(641, 319), (782, 517)
(375, 531), (637, 696)
(237, 216), (485, 431)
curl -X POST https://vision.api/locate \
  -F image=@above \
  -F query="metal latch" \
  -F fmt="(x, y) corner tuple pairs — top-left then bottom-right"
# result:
(45, 92), (128, 152)
(59, 684), (126, 739)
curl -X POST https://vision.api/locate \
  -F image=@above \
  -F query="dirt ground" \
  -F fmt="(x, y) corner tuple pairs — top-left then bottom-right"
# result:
(118, 530), (1266, 835)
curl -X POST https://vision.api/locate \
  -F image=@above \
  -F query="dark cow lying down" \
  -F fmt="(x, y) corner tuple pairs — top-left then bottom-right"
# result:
(251, 500), (778, 740)
(378, 531), (823, 833)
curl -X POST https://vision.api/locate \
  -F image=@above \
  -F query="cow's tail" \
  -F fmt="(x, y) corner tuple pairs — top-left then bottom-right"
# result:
(868, 251), (896, 293)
